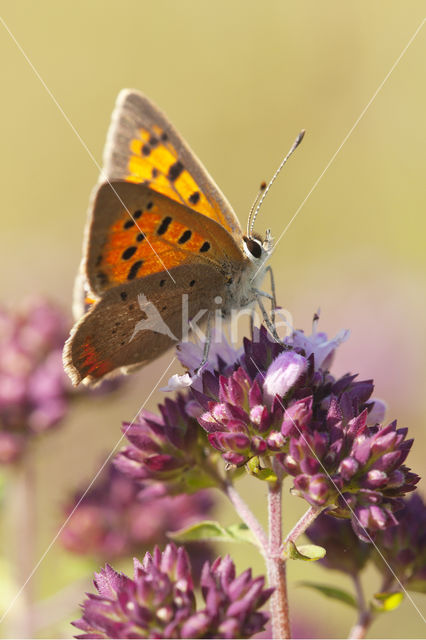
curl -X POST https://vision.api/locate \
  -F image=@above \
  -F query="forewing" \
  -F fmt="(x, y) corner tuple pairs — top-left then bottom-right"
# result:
(102, 89), (242, 237)
(84, 180), (245, 296)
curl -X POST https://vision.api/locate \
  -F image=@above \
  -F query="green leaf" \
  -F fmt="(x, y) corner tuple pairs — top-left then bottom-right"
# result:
(247, 457), (277, 482)
(373, 591), (404, 612)
(226, 523), (258, 545)
(285, 541), (326, 561)
(298, 581), (357, 609)
(169, 520), (259, 546)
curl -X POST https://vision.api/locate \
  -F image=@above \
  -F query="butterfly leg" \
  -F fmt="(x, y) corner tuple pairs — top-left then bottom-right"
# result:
(255, 293), (281, 343)
(265, 265), (277, 326)
(194, 310), (213, 373)
(249, 307), (255, 339)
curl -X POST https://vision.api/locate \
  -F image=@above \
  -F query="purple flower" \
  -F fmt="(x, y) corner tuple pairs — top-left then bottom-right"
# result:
(285, 324), (350, 371)
(114, 395), (221, 494)
(279, 400), (419, 541)
(373, 492), (426, 592)
(305, 511), (372, 575)
(72, 544), (272, 639)
(60, 463), (214, 574)
(0, 298), (71, 463)
(178, 324), (419, 540)
(192, 325), (374, 468)
(197, 363), (299, 467)
(365, 398), (387, 426)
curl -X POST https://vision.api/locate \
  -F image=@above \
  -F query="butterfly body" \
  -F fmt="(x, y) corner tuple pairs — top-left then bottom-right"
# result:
(64, 90), (272, 386)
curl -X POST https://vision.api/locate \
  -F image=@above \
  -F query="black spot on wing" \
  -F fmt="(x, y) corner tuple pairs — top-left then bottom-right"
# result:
(122, 246), (137, 260)
(189, 191), (200, 205)
(157, 216), (172, 235)
(199, 241), (210, 253)
(168, 161), (184, 182)
(178, 230), (192, 244)
(127, 261), (144, 280)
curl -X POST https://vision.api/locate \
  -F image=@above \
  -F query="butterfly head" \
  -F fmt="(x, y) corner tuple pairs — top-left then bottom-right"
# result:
(243, 230), (273, 263)
(239, 230), (273, 297)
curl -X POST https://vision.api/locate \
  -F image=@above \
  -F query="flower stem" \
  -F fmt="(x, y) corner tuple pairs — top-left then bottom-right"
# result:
(222, 482), (268, 552)
(9, 450), (36, 638)
(267, 480), (290, 639)
(348, 574), (373, 639)
(282, 505), (324, 549)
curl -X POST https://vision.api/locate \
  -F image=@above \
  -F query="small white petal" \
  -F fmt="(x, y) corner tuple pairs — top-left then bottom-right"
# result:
(161, 373), (193, 392)
(264, 352), (307, 402)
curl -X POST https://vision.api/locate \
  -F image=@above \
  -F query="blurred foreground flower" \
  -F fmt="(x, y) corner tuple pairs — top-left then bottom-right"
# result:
(60, 463), (214, 575)
(72, 543), (272, 639)
(0, 298), (71, 463)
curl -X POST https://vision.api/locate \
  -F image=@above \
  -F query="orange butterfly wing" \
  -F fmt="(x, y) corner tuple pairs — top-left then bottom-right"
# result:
(66, 91), (250, 385)
(84, 181), (245, 296)
(103, 89), (242, 237)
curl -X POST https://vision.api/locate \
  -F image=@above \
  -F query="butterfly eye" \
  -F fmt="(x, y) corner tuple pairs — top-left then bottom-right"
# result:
(243, 235), (262, 259)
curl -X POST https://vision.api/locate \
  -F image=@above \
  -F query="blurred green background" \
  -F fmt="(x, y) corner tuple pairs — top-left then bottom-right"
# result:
(0, 1), (425, 638)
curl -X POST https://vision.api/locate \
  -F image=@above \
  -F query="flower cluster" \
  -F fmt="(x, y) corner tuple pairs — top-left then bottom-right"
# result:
(0, 298), (71, 463)
(191, 326), (360, 467)
(115, 394), (221, 495)
(60, 463), (214, 568)
(115, 322), (419, 541)
(72, 544), (272, 639)
(280, 404), (418, 541)
(186, 325), (418, 539)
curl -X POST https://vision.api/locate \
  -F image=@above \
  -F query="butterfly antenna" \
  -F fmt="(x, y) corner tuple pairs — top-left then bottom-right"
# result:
(249, 129), (305, 237)
(247, 181), (267, 236)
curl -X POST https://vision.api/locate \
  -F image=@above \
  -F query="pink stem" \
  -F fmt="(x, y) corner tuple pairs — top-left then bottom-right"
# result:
(9, 451), (36, 638)
(282, 505), (324, 549)
(223, 483), (268, 551)
(267, 480), (290, 639)
(348, 574), (373, 639)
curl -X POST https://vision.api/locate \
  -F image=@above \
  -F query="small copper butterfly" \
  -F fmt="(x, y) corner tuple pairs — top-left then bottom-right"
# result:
(64, 90), (299, 385)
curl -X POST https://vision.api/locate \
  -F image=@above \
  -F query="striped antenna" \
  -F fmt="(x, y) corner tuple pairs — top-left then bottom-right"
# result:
(248, 129), (305, 238)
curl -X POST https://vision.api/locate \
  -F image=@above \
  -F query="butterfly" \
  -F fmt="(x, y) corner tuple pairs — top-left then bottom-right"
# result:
(64, 89), (278, 386)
